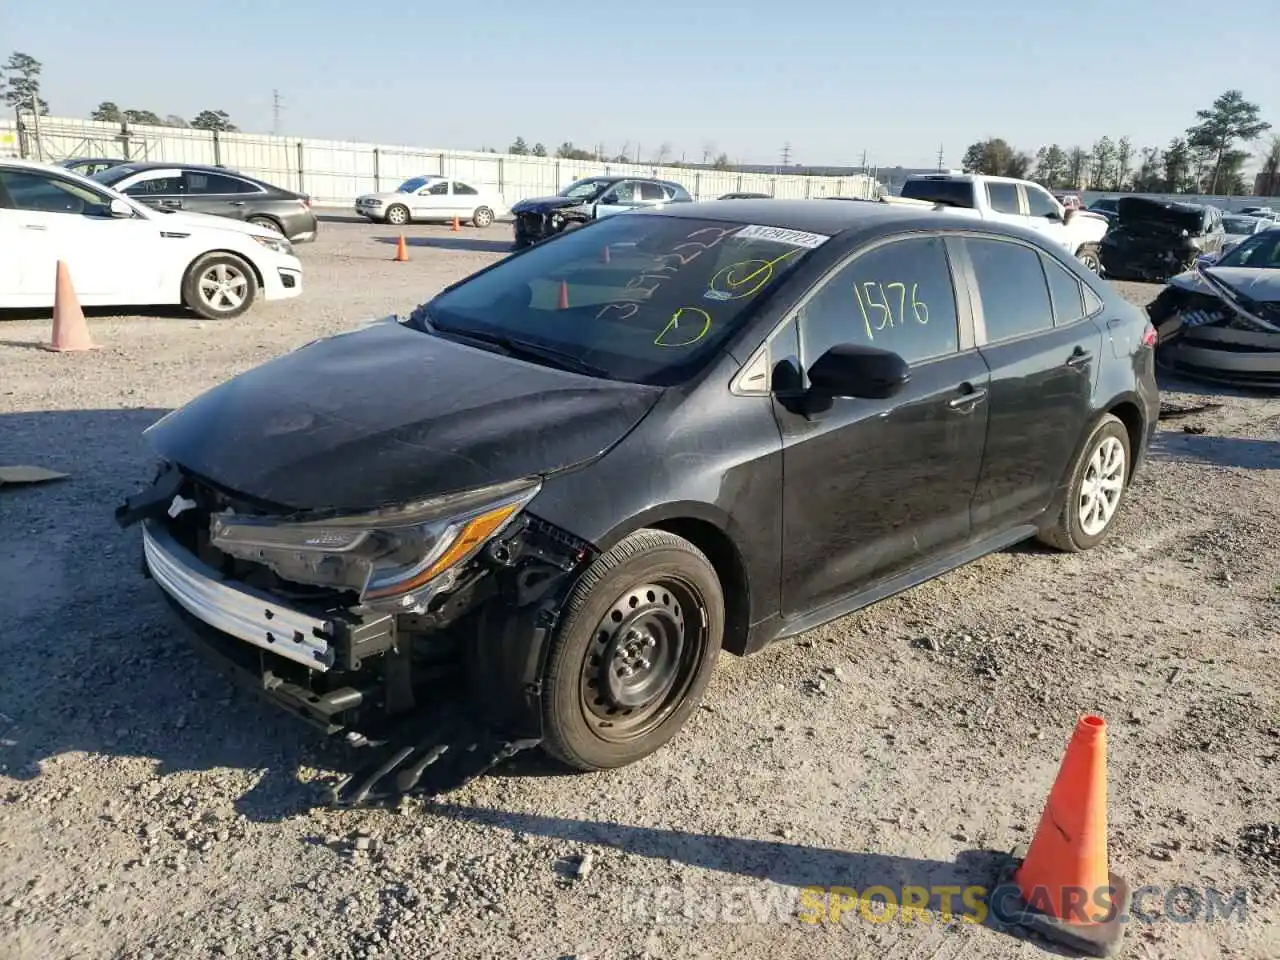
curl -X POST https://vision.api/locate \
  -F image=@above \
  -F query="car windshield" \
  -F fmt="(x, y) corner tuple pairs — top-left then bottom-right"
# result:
(397, 177), (435, 193)
(1222, 216), (1260, 235)
(1091, 198), (1119, 211)
(1214, 230), (1280, 269)
(559, 178), (612, 199)
(419, 214), (829, 386)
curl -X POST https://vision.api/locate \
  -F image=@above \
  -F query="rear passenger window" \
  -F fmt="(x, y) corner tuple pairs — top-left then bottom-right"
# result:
(638, 182), (667, 201)
(798, 236), (960, 367)
(986, 182), (1021, 214)
(1041, 255), (1086, 324)
(965, 238), (1054, 342)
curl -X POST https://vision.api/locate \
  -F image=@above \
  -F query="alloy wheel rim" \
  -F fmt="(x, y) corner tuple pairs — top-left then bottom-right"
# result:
(198, 263), (248, 312)
(476, 208), (492, 226)
(579, 578), (706, 744)
(388, 207), (406, 224)
(1078, 436), (1125, 536)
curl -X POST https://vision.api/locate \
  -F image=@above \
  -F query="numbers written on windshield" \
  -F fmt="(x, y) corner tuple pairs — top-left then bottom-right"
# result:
(854, 281), (930, 340)
(595, 225), (742, 326)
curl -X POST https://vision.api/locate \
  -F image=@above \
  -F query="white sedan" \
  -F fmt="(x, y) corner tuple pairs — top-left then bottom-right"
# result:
(354, 176), (507, 228)
(0, 159), (302, 320)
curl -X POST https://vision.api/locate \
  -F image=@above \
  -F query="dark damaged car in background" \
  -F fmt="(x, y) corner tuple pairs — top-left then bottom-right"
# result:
(1098, 196), (1225, 282)
(510, 176), (691, 249)
(1147, 225), (1280, 388)
(115, 199), (1160, 806)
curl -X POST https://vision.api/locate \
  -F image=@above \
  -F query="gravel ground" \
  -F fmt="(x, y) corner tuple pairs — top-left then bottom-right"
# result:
(1, 219), (1278, 960)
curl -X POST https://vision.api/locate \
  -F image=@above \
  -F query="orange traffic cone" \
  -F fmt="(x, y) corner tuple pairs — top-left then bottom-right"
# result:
(393, 235), (408, 262)
(451, 216), (461, 232)
(557, 280), (569, 310)
(1001, 715), (1129, 957)
(42, 261), (97, 353)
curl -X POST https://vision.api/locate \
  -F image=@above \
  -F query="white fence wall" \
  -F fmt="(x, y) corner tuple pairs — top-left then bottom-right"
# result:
(0, 115), (879, 207)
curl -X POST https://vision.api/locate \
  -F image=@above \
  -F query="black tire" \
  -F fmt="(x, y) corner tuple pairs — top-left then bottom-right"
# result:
(472, 206), (495, 228)
(247, 215), (284, 235)
(181, 252), (259, 321)
(1036, 413), (1132, 552)
(1076, 242), (1102, 275)
(385, 204), (410, 226)
(541, 529), (724, 771)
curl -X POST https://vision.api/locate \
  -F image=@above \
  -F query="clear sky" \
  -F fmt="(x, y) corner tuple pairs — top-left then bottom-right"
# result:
(5, 0), (1277, 169)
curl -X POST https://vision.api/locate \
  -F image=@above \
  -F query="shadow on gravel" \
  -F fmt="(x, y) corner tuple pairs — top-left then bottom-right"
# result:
(0, 408), (326, 825)
(374, 235), (515, 255)
(421, 803), (1061, 947)
(1148, 431), (1280, 470)
(0, 305), (196, 325)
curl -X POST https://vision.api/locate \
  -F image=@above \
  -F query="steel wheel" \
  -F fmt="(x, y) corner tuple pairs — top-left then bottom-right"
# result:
(1078, 435), (1126, 536)
(198, 262), (250, 314)
(386, 204), (409, 226)
(579, 578), (707, 744)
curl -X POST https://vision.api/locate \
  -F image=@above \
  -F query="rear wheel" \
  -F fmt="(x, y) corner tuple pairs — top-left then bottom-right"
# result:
(182, 253), (258, 320)
(541, 529), (724, 771)
(1037, 413), (1131, 552)
(247, 215), (284, 234)
(472, 206), (495, 228)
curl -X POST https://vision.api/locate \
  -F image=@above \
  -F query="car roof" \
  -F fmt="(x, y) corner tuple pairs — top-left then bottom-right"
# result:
(102, 160), (247, 176)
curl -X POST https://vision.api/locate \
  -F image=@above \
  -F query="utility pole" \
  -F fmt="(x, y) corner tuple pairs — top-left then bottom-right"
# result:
(781, 142), (792, 168)
(860, 149), (868, 173)
(272, 89), (284, 136)
(936, 143), (945, 171)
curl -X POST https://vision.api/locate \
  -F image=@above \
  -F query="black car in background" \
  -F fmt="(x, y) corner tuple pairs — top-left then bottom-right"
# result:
(57, 156), (131, 177)
(92, 162), (319, 242)
(510, 175), (691, 249)
(116, 200), (1159, 804)
(1099, 196), (1225, 282)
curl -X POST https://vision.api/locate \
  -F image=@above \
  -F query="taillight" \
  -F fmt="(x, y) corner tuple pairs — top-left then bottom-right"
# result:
(1141, 323), (1157, 347)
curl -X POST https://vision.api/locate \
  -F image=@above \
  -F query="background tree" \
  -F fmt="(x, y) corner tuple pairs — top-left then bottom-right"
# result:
(163, 114), (190, 128)
(1131, 146), (1164, 192)
(124, 109), (162, 126)
(507, 136), (529, 155)
(712, 152), (732, 170)
(190, 109), (237, 132)
(1032, 144), (1069, 188)
(91, 101), (122, 122)
(1088, 137), (1116, 190)
(1113, 136), (1133, 190)
(1186, 89), (1271, 195)
(1066, 147), (1088, 187)
(531, 142), (547, 157)
(960, 138), (1031, 178)
(652, 142), (672, 165)
(1162, 138), (1193, 192)
(1259, 135), (1280, 196)
(4, 51), (48, 113)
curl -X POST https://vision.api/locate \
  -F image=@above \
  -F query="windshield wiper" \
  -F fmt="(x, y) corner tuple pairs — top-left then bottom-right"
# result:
(431, 322), (610, 379)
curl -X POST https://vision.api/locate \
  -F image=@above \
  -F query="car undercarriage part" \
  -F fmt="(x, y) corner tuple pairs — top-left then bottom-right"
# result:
(119, 461), (600, 807)
(1147, 264), (1280, 390)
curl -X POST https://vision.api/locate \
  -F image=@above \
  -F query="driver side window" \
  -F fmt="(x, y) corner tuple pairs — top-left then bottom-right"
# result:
(1026, 187), (1059, 219)
(426, 181), (450, 195)
(0, 169), (115, 217)
(797, 236), (961, 370)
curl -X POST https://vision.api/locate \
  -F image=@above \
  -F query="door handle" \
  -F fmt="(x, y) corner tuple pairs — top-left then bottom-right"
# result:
(23, 224), (47, 231)
(228, 200), (246, 206)
(1105, 317), (1124, 328)
(947, 385), (988, 409)
(1066, 347), (1093, 368)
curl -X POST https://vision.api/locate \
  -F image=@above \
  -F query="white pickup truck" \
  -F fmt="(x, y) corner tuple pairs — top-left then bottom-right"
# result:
(896, 173), (1110, 275)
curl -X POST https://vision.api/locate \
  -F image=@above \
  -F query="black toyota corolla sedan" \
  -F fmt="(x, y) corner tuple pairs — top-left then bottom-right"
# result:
(116, 199), (1159, 805)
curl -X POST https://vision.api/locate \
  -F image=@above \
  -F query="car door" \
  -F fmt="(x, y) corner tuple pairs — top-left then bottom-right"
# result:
(983, 180), (1025, 231)
(450, 180), (481, 217)
(413, 180), (452, 218)
(635, 180), (670, 210)
(774, 233), (990, 617)
(955, 235), (1103, 534)
(594, 180), (642, 218)
(115, 169), (187, 213)
(1021, 183), (1074, 255)
(0, 166), (165, 301)
(181, 170), (262, 222)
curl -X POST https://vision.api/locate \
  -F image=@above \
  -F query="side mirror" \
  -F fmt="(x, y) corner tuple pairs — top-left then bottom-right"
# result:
(807, 343), (910, 400)
(598, 194), (619, 205)
(108, 198), (133, 218)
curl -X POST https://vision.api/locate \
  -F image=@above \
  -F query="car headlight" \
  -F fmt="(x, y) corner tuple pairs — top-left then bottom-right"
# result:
(252, 234), (295, 256)
(208, 478), (541, 613)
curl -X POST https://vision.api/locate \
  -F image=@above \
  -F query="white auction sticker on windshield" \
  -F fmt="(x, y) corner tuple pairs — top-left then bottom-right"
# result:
(734, 224), (830, 248)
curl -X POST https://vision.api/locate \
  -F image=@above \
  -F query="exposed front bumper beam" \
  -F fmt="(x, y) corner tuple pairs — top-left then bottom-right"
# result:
(141, 519), (337, 671)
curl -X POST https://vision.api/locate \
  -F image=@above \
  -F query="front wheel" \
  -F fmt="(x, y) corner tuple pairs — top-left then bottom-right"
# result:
(541, 529), (724, 771)
(385, 204), (410, 226)
(1076, 242), (1102, 275)
(182, 252), (258, 320)
(1036, 413), (1132, 552)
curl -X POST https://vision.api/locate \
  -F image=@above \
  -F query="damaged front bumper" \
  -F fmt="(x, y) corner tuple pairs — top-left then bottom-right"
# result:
(119, 462), (597, 803)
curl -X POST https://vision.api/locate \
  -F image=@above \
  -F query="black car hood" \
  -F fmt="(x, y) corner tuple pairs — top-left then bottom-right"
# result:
(144, 319), (663, 512)
(1116, 196), (1206, 234)
(511, 195), (590, 213)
